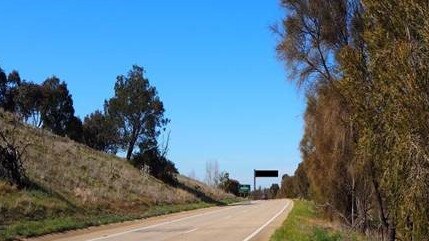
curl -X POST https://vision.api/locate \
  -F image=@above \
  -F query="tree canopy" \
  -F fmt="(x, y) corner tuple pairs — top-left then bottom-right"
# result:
(40, 77), (76, 137)
(0, 65), (175, 185)
(105, 65), (169, 160)
(82, 110), (119, 154)
(276, 0), (429, 239)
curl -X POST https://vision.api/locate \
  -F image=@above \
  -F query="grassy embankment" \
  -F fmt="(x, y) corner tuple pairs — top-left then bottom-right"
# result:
(271, 200), (372, 241)
(0, 110), (237, 240)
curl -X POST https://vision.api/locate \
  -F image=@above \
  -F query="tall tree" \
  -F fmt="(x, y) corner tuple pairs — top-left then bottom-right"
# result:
(40, 77), (75, 136)
(205, 160), (220, 187)
(274, 0), (359, 88)
(14, 81), (44, 126)
(0, 68), (7, 107)
(105, 65), (169, 160)
(0, 69), (22, 112)
(276, 0), (429, 239)
(339, 1), (429, 238)
(276, 0), (364, 226)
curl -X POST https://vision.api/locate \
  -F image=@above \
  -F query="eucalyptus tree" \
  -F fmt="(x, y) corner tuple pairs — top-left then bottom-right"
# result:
(40, 77), (75, 137)
(275, 0), (365, 227)
(0, 69), (22, 112)
(277, 0), (429, 239)
(105, 65), (169, 160)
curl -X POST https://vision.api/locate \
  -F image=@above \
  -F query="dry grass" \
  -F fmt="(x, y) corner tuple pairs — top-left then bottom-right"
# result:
(0, 110), (235, 240)
(0, 110), (232, 207)
(177, 175), (235, 201)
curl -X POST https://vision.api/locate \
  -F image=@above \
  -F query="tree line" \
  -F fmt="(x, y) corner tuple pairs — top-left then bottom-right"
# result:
(0, 65), (177, 184)
(275, 0), (429, 240)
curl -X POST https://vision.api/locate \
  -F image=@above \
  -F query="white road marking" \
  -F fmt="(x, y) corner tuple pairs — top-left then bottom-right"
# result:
(87, 206), (238, 241)
(242, 201), (290, 241)
(182, 228), (198, 234)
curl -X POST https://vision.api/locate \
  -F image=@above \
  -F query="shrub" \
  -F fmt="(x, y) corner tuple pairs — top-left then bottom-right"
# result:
(0, 125), (29, 188)
(132, 150), (178, 185)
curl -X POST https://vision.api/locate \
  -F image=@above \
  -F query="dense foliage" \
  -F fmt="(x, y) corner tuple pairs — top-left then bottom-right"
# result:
(105, 65), (169, 161)
(82, 110), (119, 154)
(133, 149), (178, 185)
(275, 0), (429, 240)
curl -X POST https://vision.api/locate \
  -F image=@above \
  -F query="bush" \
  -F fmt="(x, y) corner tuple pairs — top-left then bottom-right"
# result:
(0, 126), (28, 188)
(132, 150), (178, 185)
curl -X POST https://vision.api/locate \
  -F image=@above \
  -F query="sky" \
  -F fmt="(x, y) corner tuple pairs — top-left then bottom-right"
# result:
(0, 0), (305, 188)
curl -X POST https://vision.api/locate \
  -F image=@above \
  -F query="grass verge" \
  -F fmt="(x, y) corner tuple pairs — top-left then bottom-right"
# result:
(270, 200), (370, 241)
(0, 199), (236, 241)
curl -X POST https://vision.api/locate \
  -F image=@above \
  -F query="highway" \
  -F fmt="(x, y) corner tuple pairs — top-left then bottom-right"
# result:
(29, 199), (292, 241)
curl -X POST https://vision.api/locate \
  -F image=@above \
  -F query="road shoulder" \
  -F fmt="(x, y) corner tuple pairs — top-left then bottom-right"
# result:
(251, 200), (294, 241)
(24, 205), (226, 241)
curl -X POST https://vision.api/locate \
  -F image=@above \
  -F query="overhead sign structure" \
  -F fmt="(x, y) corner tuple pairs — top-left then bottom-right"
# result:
(254, 170), (278, 177)
(253, 169), (279, 191)
(239, 184), (251, 194)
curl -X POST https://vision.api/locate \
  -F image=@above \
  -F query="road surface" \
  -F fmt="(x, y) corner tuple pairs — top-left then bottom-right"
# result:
(29, 199), (292, 241)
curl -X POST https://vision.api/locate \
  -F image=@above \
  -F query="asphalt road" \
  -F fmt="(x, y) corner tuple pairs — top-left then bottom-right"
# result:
(29, 199), (292, 241)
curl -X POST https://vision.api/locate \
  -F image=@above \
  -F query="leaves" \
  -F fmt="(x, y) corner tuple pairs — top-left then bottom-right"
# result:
(105, 65), (169, 160)
(82, 110), (119, 154)
(277, 0), (429, 238)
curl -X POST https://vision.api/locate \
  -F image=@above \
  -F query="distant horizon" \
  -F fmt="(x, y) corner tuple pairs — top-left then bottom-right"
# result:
(0, 0), (305, 188)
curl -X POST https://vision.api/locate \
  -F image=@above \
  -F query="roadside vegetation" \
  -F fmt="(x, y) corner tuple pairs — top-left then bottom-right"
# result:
(0, 64), (238, 240)
(274, 0), (429, 240)
(0, 195), (220, 241)
(0, 111), (236, 240)
(271, 200), (369, 241)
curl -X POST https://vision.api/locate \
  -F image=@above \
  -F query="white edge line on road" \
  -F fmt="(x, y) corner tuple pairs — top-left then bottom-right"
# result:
(182, 228), (198, 234)
(242, 201), (291, 241)
(86, 206), (237, 241)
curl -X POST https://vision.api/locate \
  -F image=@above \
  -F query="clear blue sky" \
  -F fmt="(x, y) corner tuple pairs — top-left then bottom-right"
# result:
(0, 0), (304, 188)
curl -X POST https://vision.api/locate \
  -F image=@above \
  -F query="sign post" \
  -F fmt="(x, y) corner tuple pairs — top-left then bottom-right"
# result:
(253, 170), (279, 191)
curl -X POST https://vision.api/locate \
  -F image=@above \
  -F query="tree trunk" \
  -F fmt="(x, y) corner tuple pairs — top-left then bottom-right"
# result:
(126, 135), (137, 160)
(372, 177), (390, 237)
(373, 180), (387, 227)
(126, 138), (136, 160)
(126, 126), (139, 160)
(351, 175), (355, 227)
(369, 161), (389, 236)
(388, 222), (396, 241)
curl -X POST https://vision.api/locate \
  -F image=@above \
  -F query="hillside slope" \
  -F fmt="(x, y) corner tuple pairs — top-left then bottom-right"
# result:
(0, 110), (234, 240)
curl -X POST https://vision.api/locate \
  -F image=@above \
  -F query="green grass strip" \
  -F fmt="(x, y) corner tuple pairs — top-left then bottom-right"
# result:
(270, 200), (367, 241)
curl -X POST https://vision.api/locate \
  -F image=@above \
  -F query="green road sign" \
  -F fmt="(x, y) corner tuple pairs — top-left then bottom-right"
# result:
(239, 184), (251, 194)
